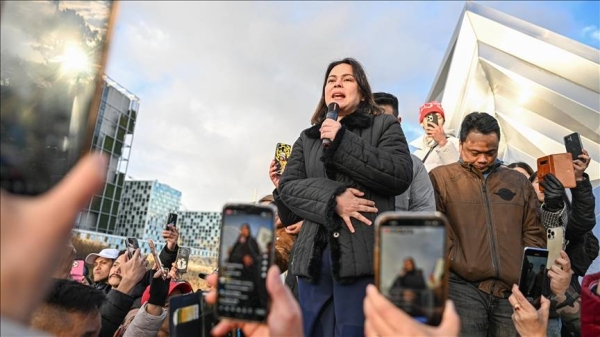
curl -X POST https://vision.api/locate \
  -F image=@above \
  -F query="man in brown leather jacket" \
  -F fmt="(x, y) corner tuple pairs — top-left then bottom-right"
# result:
(429, 112), (546, 337)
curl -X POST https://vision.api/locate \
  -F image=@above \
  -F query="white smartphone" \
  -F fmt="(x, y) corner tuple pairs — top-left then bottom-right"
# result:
(546, 227), (564, 267)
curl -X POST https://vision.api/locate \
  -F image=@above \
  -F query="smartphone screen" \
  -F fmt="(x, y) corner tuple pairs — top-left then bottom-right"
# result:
(274, 143), (291, 175)
(177, 247), (191, 274)
(518, 247), (549, 309)
(167, 213), (178, 230)
(0, 1), (117, 195)
(126, 238), (140, 259)
(216, 204), (275, 322)
(375, 212), (448, 326)
(564, 132), (583, 161)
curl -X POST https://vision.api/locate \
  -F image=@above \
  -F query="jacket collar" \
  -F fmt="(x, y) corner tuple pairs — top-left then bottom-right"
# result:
(459, 159), (503, 179)
(305, 111), (373, 139)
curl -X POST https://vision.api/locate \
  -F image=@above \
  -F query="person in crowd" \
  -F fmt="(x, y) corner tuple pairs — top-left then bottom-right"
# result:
(227, 223), (260, 271)
(258, 194), (295, 273)
(533, 148), (598, 336)
(30, 278), (106, 337)
(85, 248), (120, 293)
(507, 162), (534, 179)
(374, 92), (435, 212)
(581, 272), (600, 336)
(276, 57), (413, 336)
(547, 251), (582, 336)
(120, 269), (193, 337)
(389, 257), (427, 317)
(525, 262), (536, 297)
(411, 101), (460, 172)
(531, 264), (545, 299)
(390, 257), (426, 290)
(1, 154), (106, 335)
(428, 112), (546, 336)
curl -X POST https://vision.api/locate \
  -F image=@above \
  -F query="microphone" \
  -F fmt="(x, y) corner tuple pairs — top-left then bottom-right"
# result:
(322, 102), (339, 148)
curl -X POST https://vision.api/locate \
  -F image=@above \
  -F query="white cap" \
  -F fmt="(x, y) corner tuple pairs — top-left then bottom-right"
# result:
(85, 248), (120, 265)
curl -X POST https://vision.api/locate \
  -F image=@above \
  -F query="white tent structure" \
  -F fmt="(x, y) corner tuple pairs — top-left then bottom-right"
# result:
(424, 1), (600, 272)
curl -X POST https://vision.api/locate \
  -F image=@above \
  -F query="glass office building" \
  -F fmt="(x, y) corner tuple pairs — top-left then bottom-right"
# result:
(75, 76), (140, 234)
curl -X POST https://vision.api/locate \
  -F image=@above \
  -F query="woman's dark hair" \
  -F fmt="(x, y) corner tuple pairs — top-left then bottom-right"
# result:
(507, 162), (534, 177)
(310, 58), (382, 125)
(459, 112), (501, 143)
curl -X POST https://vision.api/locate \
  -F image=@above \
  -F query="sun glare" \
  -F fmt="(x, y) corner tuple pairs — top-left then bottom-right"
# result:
(59, 43), (91, 76)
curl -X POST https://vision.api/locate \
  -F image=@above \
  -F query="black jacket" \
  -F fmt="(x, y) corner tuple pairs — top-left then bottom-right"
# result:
(99, 244), (179, 337)
(565, 173), (598, 276)
(277, 111), (412, 283)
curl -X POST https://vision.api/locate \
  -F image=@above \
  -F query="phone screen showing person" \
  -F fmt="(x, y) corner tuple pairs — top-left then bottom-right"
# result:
(375, 212), (448, 326)
(176, 247), (191, 274)
(126, 237), (140, 259)
(518, 247), (549, 309)
(167, 213), (178, 230)
(0, 1), (117, 195)
(216, 204), (275, 322)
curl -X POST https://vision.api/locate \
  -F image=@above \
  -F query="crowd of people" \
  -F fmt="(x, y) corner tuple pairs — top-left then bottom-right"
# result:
(1, 57), (598, 337)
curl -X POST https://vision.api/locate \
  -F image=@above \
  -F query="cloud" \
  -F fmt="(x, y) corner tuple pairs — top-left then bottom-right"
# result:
(582, 25), (600, 41)
(104, 1), (594, 211)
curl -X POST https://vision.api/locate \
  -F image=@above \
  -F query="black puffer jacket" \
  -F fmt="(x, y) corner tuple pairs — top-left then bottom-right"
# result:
(277, 111), (412, 283)
(565, 173), (598, 276)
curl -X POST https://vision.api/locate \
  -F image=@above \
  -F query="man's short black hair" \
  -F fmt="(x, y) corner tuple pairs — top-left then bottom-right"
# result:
(373, 92), (399, 118)
(459, 112), (501, 143)
(44, 278), (106, 314)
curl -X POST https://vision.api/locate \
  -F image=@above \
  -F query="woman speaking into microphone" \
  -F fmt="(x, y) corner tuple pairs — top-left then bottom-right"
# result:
(274, 58), (413, 337)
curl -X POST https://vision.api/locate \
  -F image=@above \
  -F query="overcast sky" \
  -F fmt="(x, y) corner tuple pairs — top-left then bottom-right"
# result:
(105, 1), (600, 212)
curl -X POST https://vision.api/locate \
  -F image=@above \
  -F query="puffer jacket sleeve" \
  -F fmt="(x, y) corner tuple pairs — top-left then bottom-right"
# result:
(123, 303), (167, 337)
(278, 135), (348, 229)
(273, 188), (302, 226)
(565, 173), (596, 242)
(321, 115), (412, 196)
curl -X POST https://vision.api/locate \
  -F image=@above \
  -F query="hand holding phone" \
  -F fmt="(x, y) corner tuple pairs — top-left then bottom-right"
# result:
(167, 213), (178, 230)
(546, 227), (564, 267)
(564, 132), (583, 161)
(216, 203), (275, 322)
(176, 247), (191, 274)
(374, 212), (449, 326)
(426, 113), (439, 127)
(518, 247), (549, 308)
(126, 238), (140, 260)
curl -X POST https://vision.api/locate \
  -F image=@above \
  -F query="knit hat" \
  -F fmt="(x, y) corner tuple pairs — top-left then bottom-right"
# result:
(419, 101), (445, 123)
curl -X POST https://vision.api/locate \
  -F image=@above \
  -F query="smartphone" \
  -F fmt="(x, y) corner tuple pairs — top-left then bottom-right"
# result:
(169, 292), (202, 337)
(426, 113), (439, 126)
(537, 153), (576, 192)
(518, 247), (549, 308)
(374, 211), (449, 326)
(216, 203), (275, 322)
(70, 260), (85, 283)
(126, 238), (140, 259)
(546, 227), (565, 267)
(167, 213), (178, 230)
(564, 132), (583, 161)
(176, 247), (191, 274)
(0, 1), (117, 195)
(274, 143), (292, 175)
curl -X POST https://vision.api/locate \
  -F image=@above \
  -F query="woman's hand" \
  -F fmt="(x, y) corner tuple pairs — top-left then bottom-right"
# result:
(285, 221), (303, 235)
(335, 188), (377, 233)
(548, 251), (572, 297)
(508, 284), (549, 337)
(269, 160), (281, 188)
(320, 118), (342, 143)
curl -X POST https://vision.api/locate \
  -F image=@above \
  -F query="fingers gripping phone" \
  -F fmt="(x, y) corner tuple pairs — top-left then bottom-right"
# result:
(564, 132), (583, 161)
(216, 203), (275, 322)
(374, 212), (449, 326)
(518, 247), (549, 309)
(274, 143), (291, 175)
(126, 237), (140, 259)
(167, 213), (178, 230)
(546, 227), (565, 267)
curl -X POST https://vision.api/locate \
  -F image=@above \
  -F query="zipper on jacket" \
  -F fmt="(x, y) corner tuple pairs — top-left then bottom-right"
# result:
(481, 181), (501, 279)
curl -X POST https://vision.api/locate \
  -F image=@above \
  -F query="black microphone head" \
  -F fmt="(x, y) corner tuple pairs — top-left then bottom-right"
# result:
(327, 102), (339, 113)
